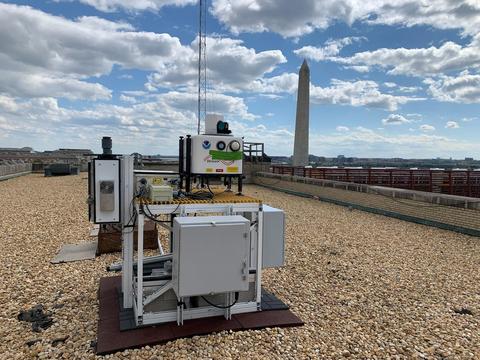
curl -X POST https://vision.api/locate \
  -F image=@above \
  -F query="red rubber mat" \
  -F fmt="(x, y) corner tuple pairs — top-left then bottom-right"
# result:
(96, 276), (303, 355)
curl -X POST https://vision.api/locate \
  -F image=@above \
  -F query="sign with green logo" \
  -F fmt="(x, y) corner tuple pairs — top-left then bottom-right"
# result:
(209, 150), (243, 161)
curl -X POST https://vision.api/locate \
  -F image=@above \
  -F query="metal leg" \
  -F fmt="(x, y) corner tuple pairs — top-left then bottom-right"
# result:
(237, 175), (243, 195)
(177, 296), (184, 325)
(137, 211), (145, 324)
(121, 155), (134, 309)
(180, 297), (184, 325)
(256, 207), (263, 309)
(170, 214), (174, 253)
(224, 292), (232, 320)
(122, 230), (134, 308)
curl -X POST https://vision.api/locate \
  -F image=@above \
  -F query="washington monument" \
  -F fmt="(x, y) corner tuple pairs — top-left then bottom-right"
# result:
(292, 59), (310, 167)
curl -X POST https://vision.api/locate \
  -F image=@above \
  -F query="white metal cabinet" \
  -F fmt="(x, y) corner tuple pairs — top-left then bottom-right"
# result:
(172, 216), (250, 297)
(93, 159), (120, 223)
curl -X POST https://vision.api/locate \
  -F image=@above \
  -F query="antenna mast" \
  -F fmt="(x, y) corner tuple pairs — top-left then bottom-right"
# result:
(197, 0), (207, 135)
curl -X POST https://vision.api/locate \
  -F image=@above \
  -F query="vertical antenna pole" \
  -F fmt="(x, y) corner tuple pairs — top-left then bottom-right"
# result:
(197, 0), (207, 135)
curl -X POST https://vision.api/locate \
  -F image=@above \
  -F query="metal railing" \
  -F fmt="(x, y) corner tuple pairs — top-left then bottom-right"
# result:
(0, 163), (32, 177)
(271, 166), (480, 198)
(243, 142), (269, 162)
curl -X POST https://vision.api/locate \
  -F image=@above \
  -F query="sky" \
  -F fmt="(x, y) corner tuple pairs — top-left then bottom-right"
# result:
(0, 1), (479, 158)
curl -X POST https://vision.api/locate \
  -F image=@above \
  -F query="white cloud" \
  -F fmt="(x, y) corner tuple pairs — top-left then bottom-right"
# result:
(239, 76), (421, 111)
(398, 86), (421, 93)
(309, 126), (479, 158)
(259, 94), (283, 100)
(57, 0), (196, 12)
(366, 0), (480, 37)
(6, 10), (188, 75)
(158, 91), (257, 121)
(0, 91), (257, 152)
(445, 121), (460, 129)
(1, 92), (478, 158)
(382, 114), (411, 125)
(425, 72), (480, 103)
(119, 94), (136, 103)
(150, 64), (412, 111)
(344, 65), (370, 73)
(270, 127), (480, 159)
(383, 83), (422, 95)
(146, 36), (287, 92)
(0, 95), (19, 113)
(310, 79), (423, 111)
(420, 124), (435, 132)
(249, 73), (298, 94)
(0, 4), (191, 100)
(211, 0), (480, 38)
(294, 37), (365, 61)
(406, 113), (423, 120)
(336, 126), (350, 132)
(229, 121), (294, 151)
(331, 40), (480, 77)
(75, 15), (135, 30)
(0, 71), (111, 101)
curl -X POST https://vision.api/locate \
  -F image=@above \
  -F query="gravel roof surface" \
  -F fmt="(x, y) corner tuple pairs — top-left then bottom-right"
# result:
(1, 174), (479, 359)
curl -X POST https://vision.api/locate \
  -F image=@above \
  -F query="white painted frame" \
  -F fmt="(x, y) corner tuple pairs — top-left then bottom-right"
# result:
(120, 155), (263, 326)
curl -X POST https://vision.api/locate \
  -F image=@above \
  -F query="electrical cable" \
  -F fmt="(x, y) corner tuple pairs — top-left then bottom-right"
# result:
(206, 182), (214, 195)
(206, 182), (227, 196)
(124, 212), (137, 233)
(144, 202), (181, 221)
(201, 292), (239, 309)
(140, 202), (181, 226)
(141, 205), (163, 224)
(184, 189), (214, 200)
(123, 195), (138, 233)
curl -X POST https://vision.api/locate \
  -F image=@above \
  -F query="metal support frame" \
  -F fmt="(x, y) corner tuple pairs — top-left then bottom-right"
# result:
(119, 154), (264, 326)
(144, 281), (172, 307)
(130, 201), (262, 326)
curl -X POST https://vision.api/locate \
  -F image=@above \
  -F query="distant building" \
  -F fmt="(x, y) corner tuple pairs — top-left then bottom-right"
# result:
(48, 148), (93, 156)
(465, 157), (474, 161)
(0, 147), (33, 154)
(0, 147), (93, 172)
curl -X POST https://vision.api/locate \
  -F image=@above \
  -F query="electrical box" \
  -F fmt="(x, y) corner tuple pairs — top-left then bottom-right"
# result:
(172, 216), (250, 297)
(134, 171), (178, 202)
(92, 159), (120, 223)
(148, 185), (173, 202)
(187, 135), (243, 175)
(261, 205), (285, 268)
(134, 171), (179, 189)
(247, 205), (285, 268)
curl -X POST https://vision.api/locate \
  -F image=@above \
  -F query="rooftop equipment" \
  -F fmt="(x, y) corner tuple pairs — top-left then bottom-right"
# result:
(88, 124), (285, 327)
(44, 163), (79, 177)
(179, 114), (244, 194)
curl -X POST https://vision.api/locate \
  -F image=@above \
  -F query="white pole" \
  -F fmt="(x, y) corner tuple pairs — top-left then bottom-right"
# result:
(256, 206), (263, 307)
(121, 155), (134, 309)
(137, 211), (144, 324)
